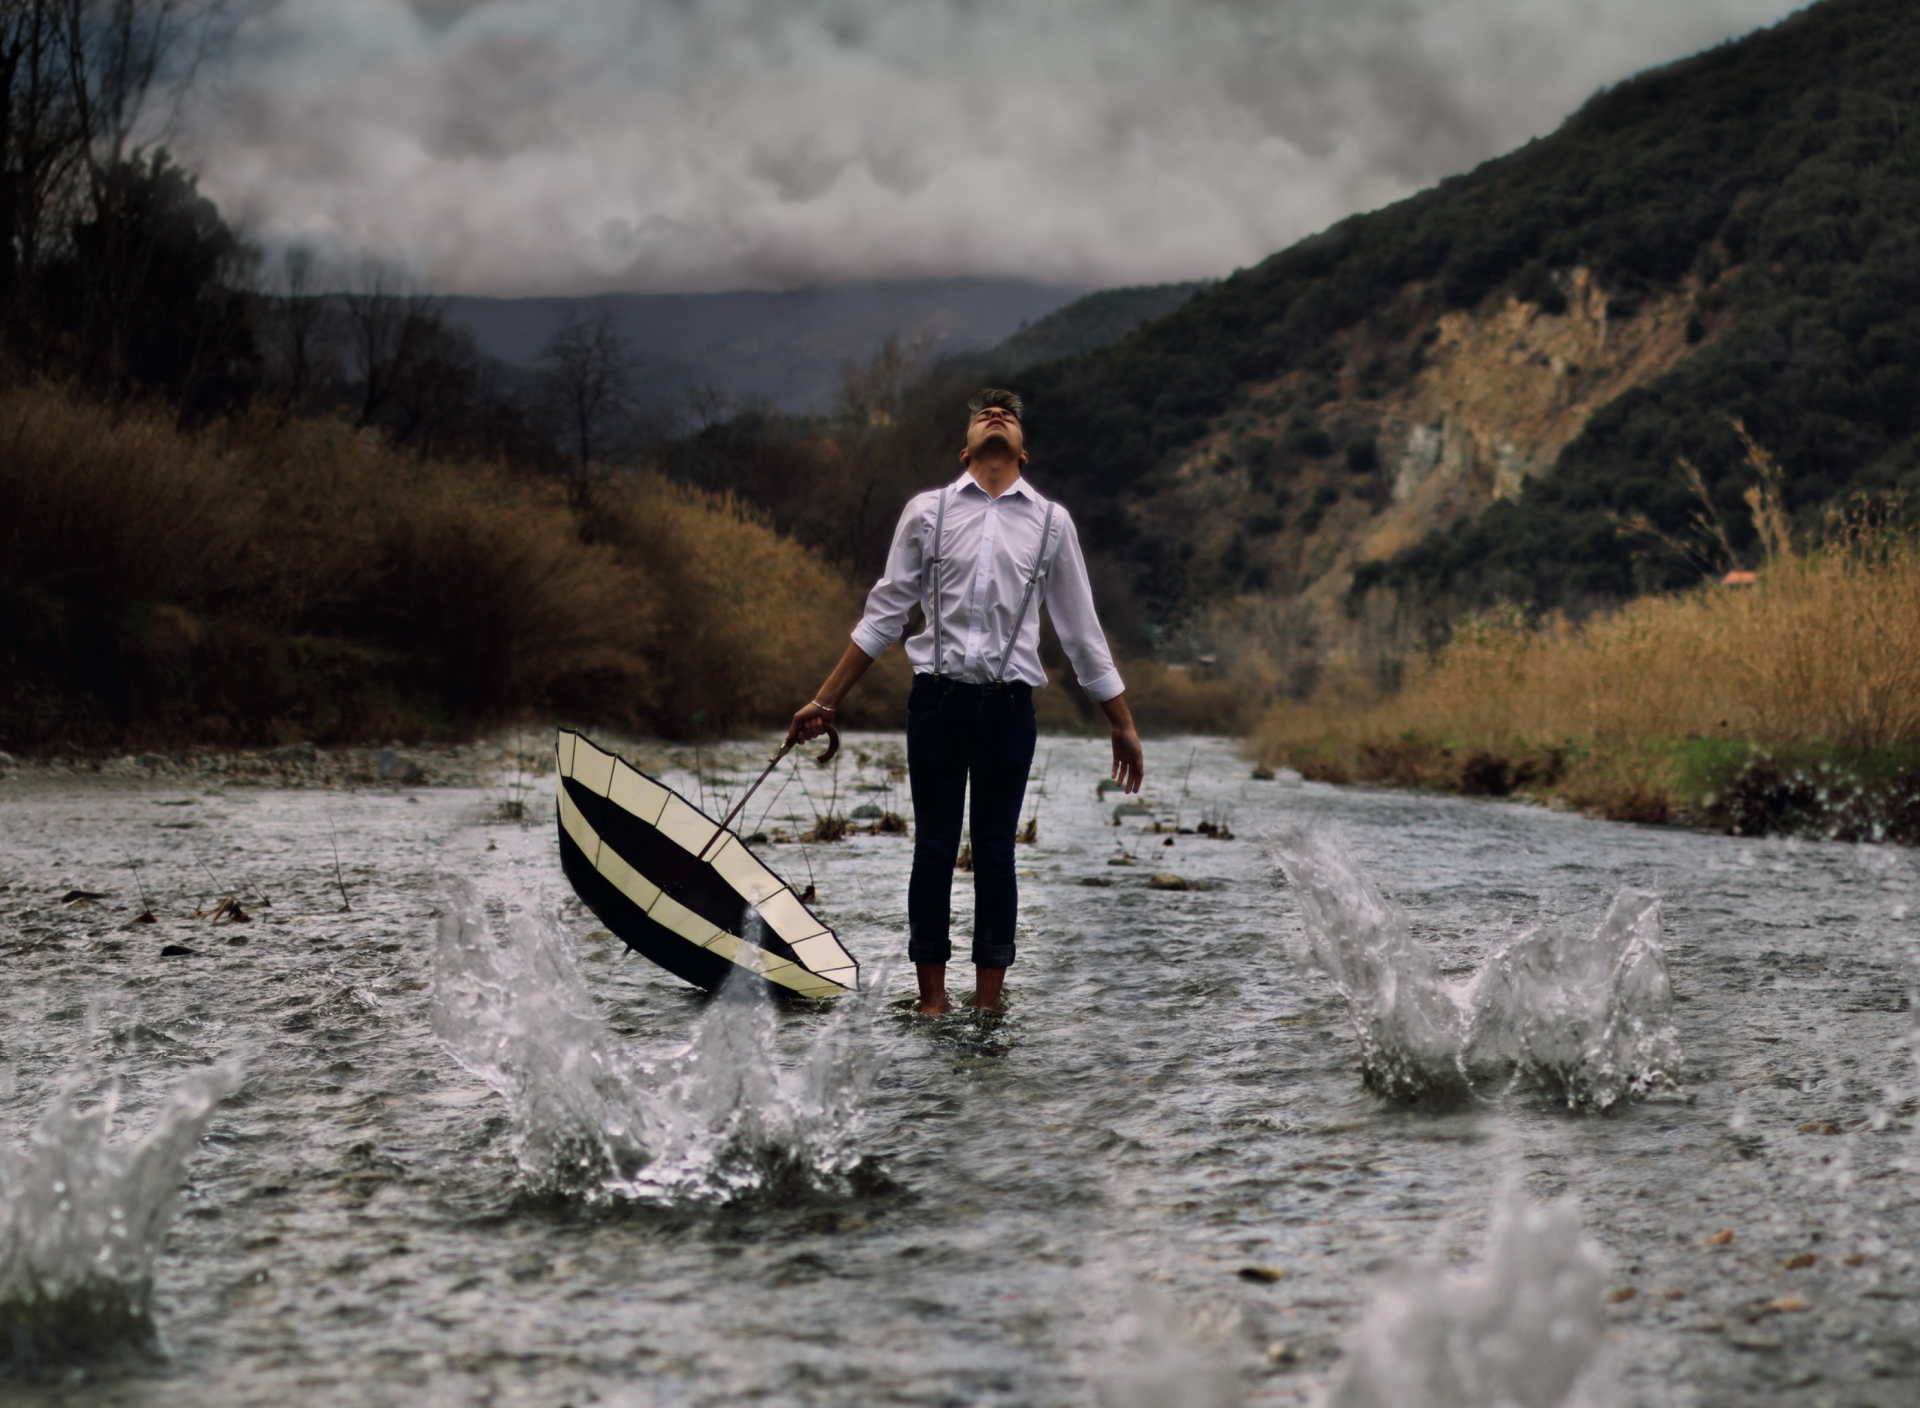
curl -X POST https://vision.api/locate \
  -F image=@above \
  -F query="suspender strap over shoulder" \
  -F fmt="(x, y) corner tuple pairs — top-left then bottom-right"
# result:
(991, 500), (1057, 684)
(928, 486), (952, 677)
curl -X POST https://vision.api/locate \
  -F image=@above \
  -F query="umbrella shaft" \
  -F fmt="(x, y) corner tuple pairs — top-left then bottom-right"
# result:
(707, 747), (790, 851)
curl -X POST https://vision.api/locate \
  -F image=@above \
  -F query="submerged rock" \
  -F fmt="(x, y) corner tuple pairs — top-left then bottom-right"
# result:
(378, 748), (426, 785)
(1149, 873), (1192, 891)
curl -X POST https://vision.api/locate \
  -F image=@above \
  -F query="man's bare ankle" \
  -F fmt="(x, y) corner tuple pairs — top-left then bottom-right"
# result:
(914, 961), (950, 1015)
(972, 966), (1007, 1010)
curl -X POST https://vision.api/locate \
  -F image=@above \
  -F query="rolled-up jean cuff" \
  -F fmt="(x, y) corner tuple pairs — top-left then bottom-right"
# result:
(971, 941), (1016, 969)
(906, 934), (952, 966)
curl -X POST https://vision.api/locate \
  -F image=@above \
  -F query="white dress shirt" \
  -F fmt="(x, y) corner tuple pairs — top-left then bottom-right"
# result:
(851, 472), (1125, 702)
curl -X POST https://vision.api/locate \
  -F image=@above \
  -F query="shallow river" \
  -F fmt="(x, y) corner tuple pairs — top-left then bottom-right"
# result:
(2, 733), (1917, 1407)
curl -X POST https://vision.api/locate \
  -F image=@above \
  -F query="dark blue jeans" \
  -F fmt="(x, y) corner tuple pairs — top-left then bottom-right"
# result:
(906, 674), (1038, 969)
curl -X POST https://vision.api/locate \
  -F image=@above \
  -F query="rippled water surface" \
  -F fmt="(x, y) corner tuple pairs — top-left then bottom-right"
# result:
(2, 734), (1917, 1406)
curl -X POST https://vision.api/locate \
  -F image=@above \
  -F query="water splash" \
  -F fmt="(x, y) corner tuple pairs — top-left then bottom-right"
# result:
(431, 881), (881, 1204)
(1466, 890), (1680, 1110)
(634, 954), (881, 1202)
(1327, 1193), (1618, 1408)
(1273, 829), (1469, 1103)
(1096, 1284), (1243, 1408)
(1271, 830), (1679, 1108)
(0, 1061), (241, 1368)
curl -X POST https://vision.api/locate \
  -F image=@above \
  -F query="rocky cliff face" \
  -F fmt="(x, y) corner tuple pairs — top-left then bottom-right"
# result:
(1139, 268), (1703, 629)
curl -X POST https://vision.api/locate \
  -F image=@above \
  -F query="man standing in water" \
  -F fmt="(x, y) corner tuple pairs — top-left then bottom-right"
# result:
(787, 390), (1145, 1014)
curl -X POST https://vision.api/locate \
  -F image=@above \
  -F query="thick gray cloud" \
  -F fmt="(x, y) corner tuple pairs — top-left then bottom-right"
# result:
(188, 0), (1807, 295)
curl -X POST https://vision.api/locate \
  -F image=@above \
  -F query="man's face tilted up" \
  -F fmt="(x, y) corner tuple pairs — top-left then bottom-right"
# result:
(962, 403), (1026, 468)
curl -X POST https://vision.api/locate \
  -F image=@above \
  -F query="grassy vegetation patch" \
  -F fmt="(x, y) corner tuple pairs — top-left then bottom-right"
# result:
(1253, 506), (1920, 844)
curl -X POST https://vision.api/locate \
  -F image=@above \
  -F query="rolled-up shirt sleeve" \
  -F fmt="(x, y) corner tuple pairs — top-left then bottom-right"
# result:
(849, 494), (927, 660)
(1042, 511), (1126, 702)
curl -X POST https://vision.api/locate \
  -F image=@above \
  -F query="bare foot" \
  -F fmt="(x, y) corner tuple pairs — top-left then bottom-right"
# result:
(914, 998), (954, 1016)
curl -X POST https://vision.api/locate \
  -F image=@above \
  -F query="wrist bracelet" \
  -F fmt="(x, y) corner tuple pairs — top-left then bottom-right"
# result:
(810, 700), (835, 713)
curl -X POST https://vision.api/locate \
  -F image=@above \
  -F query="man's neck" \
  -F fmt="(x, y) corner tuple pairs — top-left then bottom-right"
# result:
(965, 456), (1022, 499)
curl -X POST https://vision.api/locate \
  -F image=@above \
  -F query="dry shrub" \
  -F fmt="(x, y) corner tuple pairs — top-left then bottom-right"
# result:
(383, 481), (660, 721)
(0, 388), (257, 627)
(1122, 653), (1275, 735)
(0, 383), (871, 748)
(592, 475), (861, 733)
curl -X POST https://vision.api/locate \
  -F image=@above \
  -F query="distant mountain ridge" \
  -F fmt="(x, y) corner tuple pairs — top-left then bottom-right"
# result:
(443, 278), (1083, 414)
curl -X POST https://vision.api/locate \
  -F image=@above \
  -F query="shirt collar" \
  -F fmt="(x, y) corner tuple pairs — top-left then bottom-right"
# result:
(952, 470), (1040, 502)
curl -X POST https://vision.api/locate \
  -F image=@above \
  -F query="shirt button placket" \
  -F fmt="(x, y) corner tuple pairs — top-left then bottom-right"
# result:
(968, 503), (996, 672)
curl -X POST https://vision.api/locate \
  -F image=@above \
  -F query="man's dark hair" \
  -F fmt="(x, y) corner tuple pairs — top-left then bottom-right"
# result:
(967, 388), (1023, 422)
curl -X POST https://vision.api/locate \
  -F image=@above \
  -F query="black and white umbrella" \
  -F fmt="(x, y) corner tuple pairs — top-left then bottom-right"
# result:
(554, 729), (858, 998)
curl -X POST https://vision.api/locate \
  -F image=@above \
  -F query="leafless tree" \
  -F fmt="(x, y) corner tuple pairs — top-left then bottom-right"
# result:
(342, 264), (447, 430)
(260, 244), (336, 415)
(0, 0), (229, 325)
(679, 383), (734, 434)
(538, 309), (638, 506)
(388, 317), (485, 459)
(808, 333), (938, 569)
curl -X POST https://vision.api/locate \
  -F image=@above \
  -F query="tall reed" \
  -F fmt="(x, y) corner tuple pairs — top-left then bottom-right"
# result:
(1255, 496), (1920, 833)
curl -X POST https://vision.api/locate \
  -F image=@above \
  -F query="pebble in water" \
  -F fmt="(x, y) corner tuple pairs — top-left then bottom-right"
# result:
(1328, 1193), (1619, 1408)
(431, 880), (881, 1204)
(1270, 828), (1680, 1108)
(0, 1061), (240, 1369)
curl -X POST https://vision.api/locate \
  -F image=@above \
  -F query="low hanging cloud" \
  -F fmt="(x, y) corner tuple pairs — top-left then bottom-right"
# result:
(189, 0), (1805, 295)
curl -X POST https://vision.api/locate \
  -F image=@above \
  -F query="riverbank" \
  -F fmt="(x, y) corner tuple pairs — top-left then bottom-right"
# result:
(1255, 518), (1920, 844)
(4, 734), (1914, 1406)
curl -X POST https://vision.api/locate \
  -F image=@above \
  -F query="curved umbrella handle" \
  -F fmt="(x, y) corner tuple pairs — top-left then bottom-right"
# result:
(814, 721), (840, 766)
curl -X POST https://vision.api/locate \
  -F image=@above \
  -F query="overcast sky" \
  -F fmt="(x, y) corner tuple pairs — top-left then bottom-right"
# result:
(187, 0), (1809, 296)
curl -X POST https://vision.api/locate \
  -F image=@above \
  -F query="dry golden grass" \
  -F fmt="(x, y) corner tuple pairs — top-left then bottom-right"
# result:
(1254, 514), (1920, 822)
(0, 383), (871, 747)
(1121, 654), (1275, 736)
(1260, 531), (1920, 754)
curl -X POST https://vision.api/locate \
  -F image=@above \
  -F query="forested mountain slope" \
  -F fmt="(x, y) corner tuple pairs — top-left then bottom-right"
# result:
(1008, 0), (1920, 630)
(969, 282), (1210, 375)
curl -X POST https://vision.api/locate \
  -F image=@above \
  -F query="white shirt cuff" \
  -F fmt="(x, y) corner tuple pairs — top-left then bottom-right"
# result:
(1078, 668), (1125, 704)
(848, 625), (891, 661)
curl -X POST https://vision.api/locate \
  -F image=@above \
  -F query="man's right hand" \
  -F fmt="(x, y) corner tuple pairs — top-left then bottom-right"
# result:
(785, 701), (834, 750)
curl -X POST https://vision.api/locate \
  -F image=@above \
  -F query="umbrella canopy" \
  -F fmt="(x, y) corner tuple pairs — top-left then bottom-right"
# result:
(554, 730), (858, 998)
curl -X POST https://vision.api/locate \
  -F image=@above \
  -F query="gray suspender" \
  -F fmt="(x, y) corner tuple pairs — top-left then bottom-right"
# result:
(925, 486), (1059, 683)
(991, 501), (1056, 684)
(928, 486), (952, 676)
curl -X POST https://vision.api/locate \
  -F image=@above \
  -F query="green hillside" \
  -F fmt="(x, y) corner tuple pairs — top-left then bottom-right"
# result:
(1011, 0), (1920, 619)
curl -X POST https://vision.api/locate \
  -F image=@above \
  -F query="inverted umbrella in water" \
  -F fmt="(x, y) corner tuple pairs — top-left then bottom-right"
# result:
(554, 729), (858, 998)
